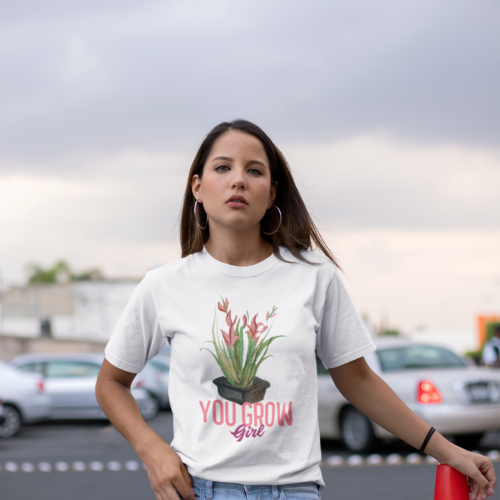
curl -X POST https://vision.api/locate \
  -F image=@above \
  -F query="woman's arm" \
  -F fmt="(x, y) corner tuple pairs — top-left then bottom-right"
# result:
(329, 357), (497, 500)
(95, 359), (196, 500)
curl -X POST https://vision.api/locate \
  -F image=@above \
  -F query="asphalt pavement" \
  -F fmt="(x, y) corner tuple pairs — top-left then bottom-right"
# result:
(1, 411), (499, 500)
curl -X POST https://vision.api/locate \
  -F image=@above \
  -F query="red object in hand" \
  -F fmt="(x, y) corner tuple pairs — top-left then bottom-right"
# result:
(434, 464), (469, 500)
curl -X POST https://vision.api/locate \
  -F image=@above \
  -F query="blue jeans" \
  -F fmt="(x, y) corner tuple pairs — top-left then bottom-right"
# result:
(189, 475), (321, 500)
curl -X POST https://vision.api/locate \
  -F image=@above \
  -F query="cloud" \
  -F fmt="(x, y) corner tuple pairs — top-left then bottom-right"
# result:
(327, 229), (500, 334)
(1, 0), (498, 169)
(284, 134), (500, 231)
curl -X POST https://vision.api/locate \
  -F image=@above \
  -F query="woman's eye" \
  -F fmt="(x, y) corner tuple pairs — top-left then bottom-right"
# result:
(215, 165), (262, 175)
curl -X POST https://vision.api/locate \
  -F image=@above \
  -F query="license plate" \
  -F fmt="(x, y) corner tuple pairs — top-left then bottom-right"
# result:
(463, 382), (500, 403)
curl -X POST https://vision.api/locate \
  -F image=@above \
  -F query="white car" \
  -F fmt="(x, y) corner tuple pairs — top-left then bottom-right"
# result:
(318, 338), (500, 452)
(0, 361), (51, 438)
(9, 353), (158, 421)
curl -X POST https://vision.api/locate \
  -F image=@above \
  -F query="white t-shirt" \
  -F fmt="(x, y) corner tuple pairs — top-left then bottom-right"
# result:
(105, 245), (375, 492)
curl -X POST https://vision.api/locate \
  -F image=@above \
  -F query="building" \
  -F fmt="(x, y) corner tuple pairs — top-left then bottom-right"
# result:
(0, 280), (140, 342)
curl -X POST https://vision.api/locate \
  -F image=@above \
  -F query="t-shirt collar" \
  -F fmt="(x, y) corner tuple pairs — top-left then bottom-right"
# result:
(196, 245), (281, 277)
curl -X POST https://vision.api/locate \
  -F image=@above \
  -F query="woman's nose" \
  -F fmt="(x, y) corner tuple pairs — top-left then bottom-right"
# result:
(232, 179), (245, 189)
(231, 173), (246, 189)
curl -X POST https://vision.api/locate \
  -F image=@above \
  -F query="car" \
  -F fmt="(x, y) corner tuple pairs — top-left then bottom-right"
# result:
(9, 353), (159, 421)
(0, 361), (51, 438)
(137, 355), (171, 410)
(317, 338), (500, 452)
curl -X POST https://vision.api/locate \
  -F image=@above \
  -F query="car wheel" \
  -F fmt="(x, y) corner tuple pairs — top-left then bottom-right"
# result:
(140, 395), (159, 420)
(453, 432), (485, 449)
(0, 405), (22, 438)
(340, 406), (379, 453)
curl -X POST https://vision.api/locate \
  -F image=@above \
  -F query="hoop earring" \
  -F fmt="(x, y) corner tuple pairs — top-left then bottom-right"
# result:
(260, 205), (282, 235)
(194, 200), (208, 229)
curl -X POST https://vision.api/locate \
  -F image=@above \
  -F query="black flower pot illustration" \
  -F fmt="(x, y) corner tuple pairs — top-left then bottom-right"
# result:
(213, 376), (270, 405)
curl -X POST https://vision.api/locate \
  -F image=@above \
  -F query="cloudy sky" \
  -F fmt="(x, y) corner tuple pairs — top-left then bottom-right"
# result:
(1, 0), (499, 335)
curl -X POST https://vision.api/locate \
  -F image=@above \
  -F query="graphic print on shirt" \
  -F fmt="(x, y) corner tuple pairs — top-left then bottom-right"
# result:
(201, 295), (285, 405)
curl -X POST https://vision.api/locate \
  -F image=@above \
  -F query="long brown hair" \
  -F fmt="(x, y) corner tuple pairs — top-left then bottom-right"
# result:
(179, 119), (341, 269)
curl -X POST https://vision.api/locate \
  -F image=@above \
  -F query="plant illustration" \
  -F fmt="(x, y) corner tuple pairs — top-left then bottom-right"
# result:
(201, 296), (285, 387)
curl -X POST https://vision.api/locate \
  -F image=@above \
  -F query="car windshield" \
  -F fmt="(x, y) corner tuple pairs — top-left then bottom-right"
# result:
(45, 361), (101, 378)
(377, 345), (467, 372)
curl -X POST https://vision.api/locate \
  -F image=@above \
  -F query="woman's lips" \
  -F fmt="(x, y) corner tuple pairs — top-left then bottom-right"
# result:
(226, 201), (248, 208)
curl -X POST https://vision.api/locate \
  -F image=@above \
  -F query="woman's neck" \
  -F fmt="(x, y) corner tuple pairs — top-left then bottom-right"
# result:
(204, 235), (274, 267)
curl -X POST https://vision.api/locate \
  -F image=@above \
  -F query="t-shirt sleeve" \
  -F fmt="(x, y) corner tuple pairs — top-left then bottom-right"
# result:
(104, 275), (166, 373)
(316, 268), (376, 369)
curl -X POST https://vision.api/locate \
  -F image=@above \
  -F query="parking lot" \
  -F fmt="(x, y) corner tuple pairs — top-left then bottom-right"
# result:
(1, 410), (499, 500)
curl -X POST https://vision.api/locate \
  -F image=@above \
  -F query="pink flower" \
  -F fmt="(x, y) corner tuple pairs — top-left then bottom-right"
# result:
(221, 310), (240, 348)
(242, 315), (247, 327)
(246, 313), (268, 342)
(218, 297), (229, 313)
(266, 306), (276, 321)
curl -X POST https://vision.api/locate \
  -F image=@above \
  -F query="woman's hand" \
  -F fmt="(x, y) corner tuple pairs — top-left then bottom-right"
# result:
(95, 359), (196, 500)
(140, 435), (196, 500)
(443, 446), (496, 500)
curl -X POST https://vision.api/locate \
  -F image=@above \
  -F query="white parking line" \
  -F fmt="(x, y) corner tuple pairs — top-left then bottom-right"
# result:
(4, 462), (18, 472)
(38, 462), (52, 472)
(72, 461), (86, 472)
(366, 454), (383, 465)
(1, 451), (499, 473)
(386, 454), (403, 465)
(346, 455), (363, 466)
(107, 461), (122, 471)
(326, 456), (343, 466)
(406, 453), (422, 464)
(125, 460), (140, 471)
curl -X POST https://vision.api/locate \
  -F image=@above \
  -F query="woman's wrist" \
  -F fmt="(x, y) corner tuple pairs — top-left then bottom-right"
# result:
(423, 430), (458, 464)
(132, 426), (167, 459)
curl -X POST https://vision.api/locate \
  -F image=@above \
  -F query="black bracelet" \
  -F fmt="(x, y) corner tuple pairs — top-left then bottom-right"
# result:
(419, 426), (436, 453)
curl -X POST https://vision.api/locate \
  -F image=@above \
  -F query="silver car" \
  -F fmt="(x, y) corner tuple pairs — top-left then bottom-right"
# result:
(9, 353), (158, 421)
(0, 361), (51, 438)
(318, 338), (500, 452)
(141, 355), (170, 410)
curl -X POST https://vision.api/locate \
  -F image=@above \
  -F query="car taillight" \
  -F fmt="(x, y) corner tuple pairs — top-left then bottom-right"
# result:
(418, 380), (442, 404)
(36, 379), (45, 394)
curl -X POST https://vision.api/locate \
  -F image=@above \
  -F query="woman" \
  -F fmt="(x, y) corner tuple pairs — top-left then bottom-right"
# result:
(96, 120), (496, 500)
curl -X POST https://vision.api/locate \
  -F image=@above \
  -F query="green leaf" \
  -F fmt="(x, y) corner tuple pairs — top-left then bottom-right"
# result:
(226, 344), (237, 376)
(223, 346), (238, 382)
(259, 321), (275, 343)
(199, 347), (232, 380)
(250, 354), (274, 380)
(238, 323), (245, 372)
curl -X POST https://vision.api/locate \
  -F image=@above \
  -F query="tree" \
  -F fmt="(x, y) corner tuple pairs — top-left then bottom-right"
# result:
(26, 260), (72, 284)
(26, 260), (104, 284)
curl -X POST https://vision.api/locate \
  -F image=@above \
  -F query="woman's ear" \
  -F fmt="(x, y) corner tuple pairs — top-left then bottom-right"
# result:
(192, 174), (202, 200)
(268, 181), (278, 208)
